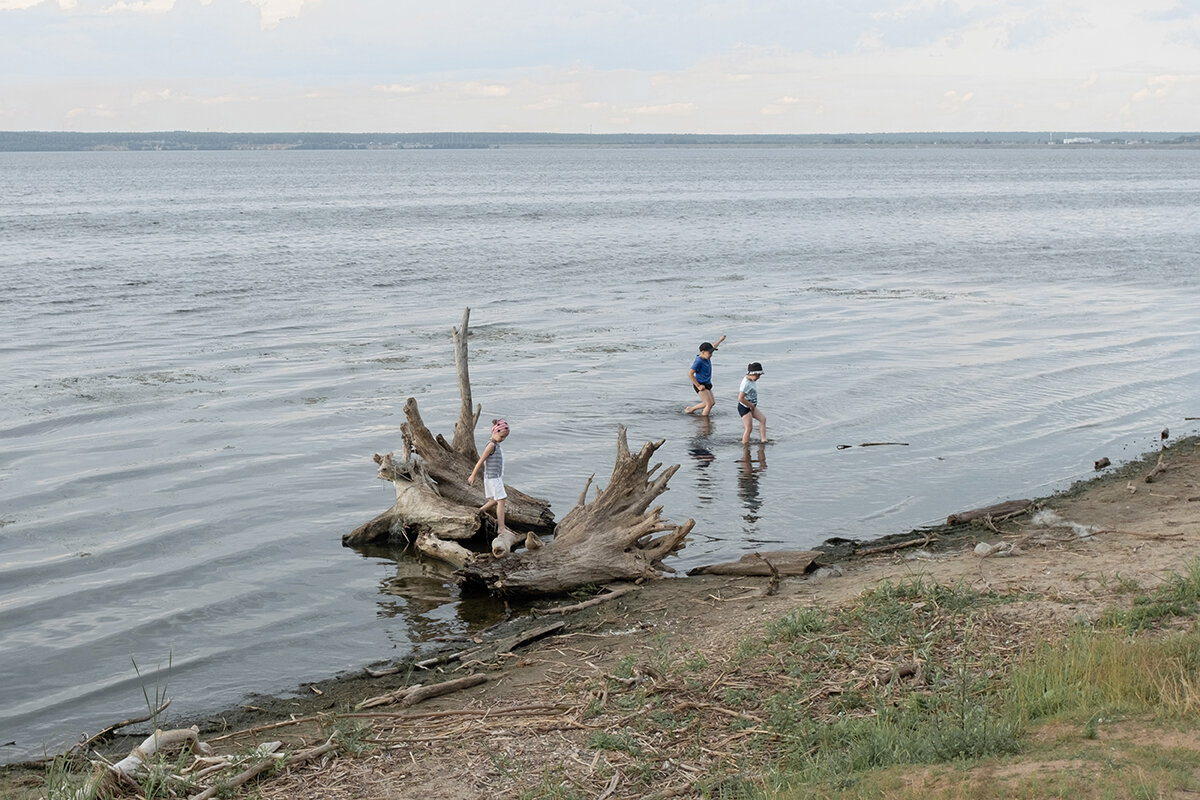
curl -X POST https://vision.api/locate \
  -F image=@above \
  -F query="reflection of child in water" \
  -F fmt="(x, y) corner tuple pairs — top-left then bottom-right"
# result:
(737, 442), (767, 523)
(737, 362), (768, 444)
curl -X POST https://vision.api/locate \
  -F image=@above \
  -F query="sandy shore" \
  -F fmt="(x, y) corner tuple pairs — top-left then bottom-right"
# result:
(6, 436), (1199, 799)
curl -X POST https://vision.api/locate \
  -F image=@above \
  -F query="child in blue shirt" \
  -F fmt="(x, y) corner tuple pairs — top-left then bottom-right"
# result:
(684, 334), (726, 416)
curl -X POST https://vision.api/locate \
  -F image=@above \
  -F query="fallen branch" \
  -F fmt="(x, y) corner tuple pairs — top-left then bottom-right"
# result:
(857, 535), (933, 556)
(946, 499), (1032, 526)
(1145, 452), (1168, 483)
(357, 673), (489, 710)
(69, 698), (173, 754)
(1097, 528), (1184, 540)
(84, 727), (210, 799)
(452, 621), (566, 666)
(756, 553), (781, 596)
(187, 735), (339, 800)
(535, 585), (640, 616)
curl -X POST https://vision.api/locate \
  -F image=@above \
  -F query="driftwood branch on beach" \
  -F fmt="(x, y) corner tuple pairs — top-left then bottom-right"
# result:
(945, 499), (1033, 526)
(345, 308), (692, 597)
(456, 425), (695, 596)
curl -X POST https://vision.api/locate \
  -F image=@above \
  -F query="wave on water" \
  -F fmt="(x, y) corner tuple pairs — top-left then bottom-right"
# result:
(1, 145), (1199, 763)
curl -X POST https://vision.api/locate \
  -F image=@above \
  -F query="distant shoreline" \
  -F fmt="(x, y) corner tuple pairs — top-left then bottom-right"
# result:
(2, 130), (1199, 152)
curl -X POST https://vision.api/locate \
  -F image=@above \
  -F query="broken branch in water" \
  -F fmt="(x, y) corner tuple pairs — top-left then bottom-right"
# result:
(836, 442), (909, 449)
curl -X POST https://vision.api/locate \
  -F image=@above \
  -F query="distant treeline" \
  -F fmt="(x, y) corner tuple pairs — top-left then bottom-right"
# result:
(1, 130), (1199, 152)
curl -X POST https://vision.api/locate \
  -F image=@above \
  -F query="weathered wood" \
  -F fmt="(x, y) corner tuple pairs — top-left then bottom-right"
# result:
(688, 550), (822, 577)
(1145, 452), (1168, 483)
(450, 307), (481, 461)
(946, 499), (1032, 526)
(456, 425), (694, 596)
(858, 535), (934, 556)
(356, 674), (489, 711)
(534, 585), (640, 616)
(344, 308), (554, 555)
(453, 621), (567, 665)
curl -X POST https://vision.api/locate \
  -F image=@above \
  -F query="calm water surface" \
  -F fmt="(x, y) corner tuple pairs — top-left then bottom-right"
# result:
(2, 146), (1199, 760)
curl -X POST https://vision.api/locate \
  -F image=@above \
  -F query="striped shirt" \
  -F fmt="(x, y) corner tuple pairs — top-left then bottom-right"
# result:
(483, 442), (504, 479)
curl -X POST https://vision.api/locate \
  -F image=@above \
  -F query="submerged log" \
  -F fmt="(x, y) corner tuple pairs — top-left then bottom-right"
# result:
(456, 425), (694, 596)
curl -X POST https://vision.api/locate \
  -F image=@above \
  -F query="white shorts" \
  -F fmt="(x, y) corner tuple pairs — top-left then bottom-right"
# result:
(483, 477), (507, 501)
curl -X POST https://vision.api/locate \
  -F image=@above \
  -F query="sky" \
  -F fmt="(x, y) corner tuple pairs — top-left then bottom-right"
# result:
(1, 0), (1199, 134)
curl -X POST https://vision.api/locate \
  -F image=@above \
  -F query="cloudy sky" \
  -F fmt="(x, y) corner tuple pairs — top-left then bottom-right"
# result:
(2, 0), (1199, 134)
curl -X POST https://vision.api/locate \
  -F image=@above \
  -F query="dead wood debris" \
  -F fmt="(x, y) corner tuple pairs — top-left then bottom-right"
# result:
(534, 584), (640, 616)
(1145, 452), (1169, 483)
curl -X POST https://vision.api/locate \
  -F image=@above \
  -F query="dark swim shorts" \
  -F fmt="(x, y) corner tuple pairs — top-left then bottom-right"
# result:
(738, 403), (752, 417)
(693, 382), (713, 394)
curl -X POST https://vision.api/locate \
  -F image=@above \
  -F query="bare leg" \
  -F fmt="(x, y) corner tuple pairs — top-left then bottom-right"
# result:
(699, 388), (716, 416)
(496, 498), (508, 533)
(755, 409), (768, 443)
(741, 411), (753, 443)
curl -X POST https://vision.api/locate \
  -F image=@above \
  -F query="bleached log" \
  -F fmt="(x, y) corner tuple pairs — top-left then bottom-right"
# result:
(83, 727), (211, 799)
(344, 308), (553, 552)
(456, 425), (693, 596)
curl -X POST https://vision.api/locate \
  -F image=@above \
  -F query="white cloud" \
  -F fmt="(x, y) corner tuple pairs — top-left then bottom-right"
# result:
(3, 0), (1200, 132)
(460, 82), (512, 98)
(373, 84), (418, 95)
(247, 0), (306, 29)
(0, 0), (75, 7)
(937, 90), (976, 113)
(100, 0), (174, 14)
(761, 96), (802, 116)
(626, 103), (696, 116)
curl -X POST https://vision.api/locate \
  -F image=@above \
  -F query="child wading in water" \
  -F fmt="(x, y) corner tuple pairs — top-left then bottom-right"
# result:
(737, 362), (768, 444)
(685, 334), (726, 416)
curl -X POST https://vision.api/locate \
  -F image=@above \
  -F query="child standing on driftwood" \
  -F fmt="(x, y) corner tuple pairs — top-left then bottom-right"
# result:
(469, 419), (510, 537)
(468, 419), (541, 556)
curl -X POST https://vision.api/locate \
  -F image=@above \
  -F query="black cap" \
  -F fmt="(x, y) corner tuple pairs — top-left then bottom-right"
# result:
(747, 362), (763, 375)
(699, 341), (715, 352)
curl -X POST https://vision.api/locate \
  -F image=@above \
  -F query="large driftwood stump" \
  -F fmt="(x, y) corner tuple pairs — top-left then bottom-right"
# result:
(343, 308), (554, 564)
(456, 425), (694, 596)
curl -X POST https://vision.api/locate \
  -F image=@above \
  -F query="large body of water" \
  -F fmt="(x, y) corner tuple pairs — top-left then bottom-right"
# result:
(2, 145), (1199, 761)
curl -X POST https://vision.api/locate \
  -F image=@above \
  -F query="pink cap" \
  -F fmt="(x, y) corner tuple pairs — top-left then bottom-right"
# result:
(492, 419), (509, 434)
